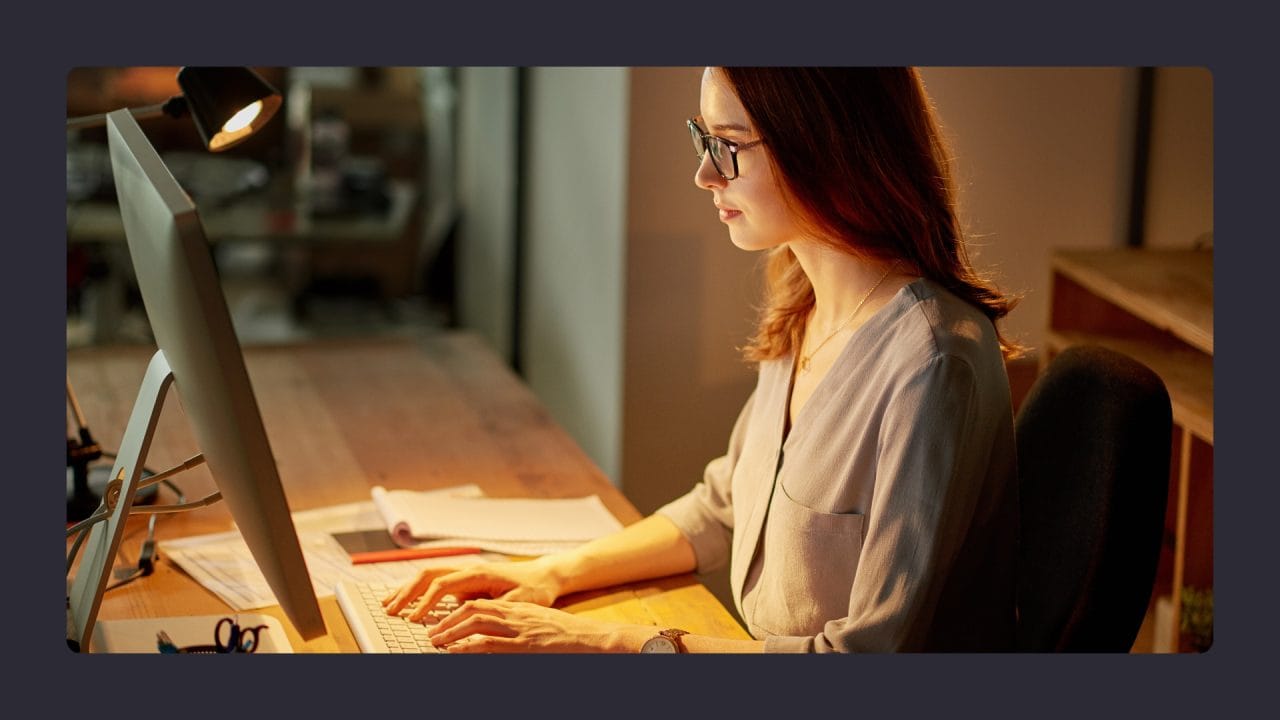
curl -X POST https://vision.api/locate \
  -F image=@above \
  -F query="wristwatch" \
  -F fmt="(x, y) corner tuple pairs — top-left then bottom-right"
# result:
(640, 628), (689, 653)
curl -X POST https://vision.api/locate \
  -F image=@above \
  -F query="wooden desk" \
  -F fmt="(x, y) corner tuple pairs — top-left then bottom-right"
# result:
(67, 333), (749, 652)
(1046, 248), (1213, 653)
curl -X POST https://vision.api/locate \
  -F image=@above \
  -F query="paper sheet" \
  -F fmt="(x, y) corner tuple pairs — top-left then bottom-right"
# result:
(365, 484), (570, 552)
(371, 485), (623, 547)
(159, 499), (505, 612)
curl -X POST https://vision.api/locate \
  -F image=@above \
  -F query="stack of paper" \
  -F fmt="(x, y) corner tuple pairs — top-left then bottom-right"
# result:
(159, 499), (505, 612)
(371, 484), (623, 556)
(157, 485), (624, 613)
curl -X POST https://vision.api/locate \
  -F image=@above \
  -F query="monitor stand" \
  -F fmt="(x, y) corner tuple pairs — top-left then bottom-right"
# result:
(67, 463), (157, 523)
(66, 376), (159, 523)
(67, 349), (174, 652)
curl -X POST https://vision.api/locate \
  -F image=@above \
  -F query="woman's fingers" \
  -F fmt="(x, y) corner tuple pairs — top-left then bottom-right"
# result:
(381, 567), (453, 614)
(408, 578), (508, 623)
(428, 598), (507, 636)
(428, 601), (514, 646)
(421, 600), (623, 653)
(383, 560), (559, 620)
(383, 565), (515, 620)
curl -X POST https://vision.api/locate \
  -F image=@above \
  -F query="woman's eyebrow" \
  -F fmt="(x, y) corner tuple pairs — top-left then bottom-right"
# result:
(709, 121), (752, 134)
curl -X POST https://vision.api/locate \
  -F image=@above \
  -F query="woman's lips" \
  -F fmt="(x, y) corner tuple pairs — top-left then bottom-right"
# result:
(718, 207), (742, 222)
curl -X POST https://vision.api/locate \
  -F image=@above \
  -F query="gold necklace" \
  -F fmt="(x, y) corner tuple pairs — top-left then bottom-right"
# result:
(798, 261), (899, 374)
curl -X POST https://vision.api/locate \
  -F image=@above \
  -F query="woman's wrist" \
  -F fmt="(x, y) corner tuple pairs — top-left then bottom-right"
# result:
(527, 553), (575, 599)
(604, 624), (654, 653)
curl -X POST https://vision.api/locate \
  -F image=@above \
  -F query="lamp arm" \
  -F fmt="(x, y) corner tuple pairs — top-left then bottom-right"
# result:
(66, 375), (91, 432)
(66, 96), (189, 131)
(66, 375), (100, 459)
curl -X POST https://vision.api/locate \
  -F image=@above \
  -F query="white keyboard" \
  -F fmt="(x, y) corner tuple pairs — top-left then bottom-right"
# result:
(334, 579), (461, 654)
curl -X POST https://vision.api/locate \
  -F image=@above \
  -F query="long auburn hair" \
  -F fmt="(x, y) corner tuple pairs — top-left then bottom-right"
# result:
(721, 67), (1022, 362)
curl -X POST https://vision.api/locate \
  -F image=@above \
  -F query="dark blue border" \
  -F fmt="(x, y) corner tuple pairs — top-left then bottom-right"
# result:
(17, 1), (1269, 715)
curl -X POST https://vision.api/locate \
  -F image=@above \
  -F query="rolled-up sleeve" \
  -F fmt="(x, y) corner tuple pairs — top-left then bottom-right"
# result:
(654, 391), (755, 574)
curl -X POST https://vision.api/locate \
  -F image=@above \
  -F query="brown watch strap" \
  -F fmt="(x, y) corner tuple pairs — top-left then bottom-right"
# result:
(660, 628), (689, 653)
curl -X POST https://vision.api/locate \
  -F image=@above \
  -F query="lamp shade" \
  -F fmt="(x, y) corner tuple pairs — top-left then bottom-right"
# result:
(178, 67), (282, 152)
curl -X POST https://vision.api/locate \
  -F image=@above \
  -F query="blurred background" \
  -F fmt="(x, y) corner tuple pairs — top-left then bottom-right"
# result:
(67, 65), (1212, 491)
(66, 67), (1213, 646)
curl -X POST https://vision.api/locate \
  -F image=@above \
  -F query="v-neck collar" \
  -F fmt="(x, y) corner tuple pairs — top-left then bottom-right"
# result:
(779, 278), (925, 450)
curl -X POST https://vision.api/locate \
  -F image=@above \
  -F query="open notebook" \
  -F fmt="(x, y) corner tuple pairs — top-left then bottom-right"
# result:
(370, 484), (623, 556)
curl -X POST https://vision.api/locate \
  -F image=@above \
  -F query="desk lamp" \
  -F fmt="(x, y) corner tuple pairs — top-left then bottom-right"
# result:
(67, 66), (282, 152)
(66, 67), (282, 523)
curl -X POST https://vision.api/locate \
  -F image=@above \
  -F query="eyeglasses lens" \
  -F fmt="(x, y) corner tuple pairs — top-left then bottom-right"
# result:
(689, 121), (730, 178)
(689, 121), (705, 159)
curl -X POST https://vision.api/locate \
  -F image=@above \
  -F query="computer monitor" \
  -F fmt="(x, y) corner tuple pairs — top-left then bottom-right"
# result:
(66, 108), (327, 651)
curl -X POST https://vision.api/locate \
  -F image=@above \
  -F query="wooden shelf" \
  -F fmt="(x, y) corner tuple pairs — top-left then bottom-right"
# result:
(1051, 249), (1213, 354)
(1047, 248), (1213, 653)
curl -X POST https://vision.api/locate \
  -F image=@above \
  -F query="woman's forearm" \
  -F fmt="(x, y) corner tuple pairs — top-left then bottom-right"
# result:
(536, 514), (699, 597)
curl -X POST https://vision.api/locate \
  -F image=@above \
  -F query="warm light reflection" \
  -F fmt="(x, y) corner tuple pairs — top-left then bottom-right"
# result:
(222, 100), (263, 133)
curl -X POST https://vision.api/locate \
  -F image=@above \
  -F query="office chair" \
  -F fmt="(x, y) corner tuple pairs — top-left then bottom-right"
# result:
(1014, 344), (1172, 651)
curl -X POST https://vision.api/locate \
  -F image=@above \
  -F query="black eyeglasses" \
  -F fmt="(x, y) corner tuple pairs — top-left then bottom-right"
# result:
(687, 117), (763, 181)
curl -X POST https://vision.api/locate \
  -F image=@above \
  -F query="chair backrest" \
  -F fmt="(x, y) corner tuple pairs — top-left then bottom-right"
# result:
(1014, 345), (1172, 651)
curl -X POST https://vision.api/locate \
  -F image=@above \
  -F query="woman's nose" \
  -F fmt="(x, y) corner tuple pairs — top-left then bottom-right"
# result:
(694, 151), (726, 191)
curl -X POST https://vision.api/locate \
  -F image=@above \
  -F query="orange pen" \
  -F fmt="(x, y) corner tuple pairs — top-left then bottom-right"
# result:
(346, 546), (484, 565)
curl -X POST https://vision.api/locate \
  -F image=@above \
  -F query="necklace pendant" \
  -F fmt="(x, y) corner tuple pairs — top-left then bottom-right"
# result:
(799, 357), (811, 373)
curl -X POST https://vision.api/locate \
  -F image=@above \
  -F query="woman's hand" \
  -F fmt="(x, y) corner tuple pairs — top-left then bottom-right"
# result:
(426, 599), (647, 653)
(382, 557), (564, 623)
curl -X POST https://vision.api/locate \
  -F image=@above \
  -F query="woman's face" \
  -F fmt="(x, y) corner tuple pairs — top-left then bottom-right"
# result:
(695, 67), (805, 252)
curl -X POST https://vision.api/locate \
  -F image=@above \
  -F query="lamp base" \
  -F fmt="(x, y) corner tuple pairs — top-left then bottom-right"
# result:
(67, 463), (157, 524)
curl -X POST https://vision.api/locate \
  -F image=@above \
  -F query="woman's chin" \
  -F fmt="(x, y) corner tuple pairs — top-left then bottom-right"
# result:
(729, 232), (782, 253)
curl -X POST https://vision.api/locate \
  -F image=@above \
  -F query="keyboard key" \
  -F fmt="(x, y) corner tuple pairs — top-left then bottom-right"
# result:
(335, 579), (457, 654)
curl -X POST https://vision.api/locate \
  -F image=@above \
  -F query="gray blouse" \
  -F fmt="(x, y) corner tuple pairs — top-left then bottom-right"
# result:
(656, 278), (1018, 652)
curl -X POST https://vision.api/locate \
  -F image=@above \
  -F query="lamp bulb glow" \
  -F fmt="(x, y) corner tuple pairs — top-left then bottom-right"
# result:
(222, 100), (263, 134)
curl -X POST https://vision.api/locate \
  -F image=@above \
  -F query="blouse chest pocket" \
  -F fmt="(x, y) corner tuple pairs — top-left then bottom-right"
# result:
(749, 482), (865, 637)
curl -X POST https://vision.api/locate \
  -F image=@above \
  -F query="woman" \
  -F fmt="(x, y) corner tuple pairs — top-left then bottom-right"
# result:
(384, 67), (1021, 653)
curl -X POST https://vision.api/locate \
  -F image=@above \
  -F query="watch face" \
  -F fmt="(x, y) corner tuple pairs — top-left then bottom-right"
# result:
(640, 635), (679, 653)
